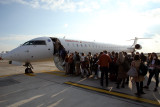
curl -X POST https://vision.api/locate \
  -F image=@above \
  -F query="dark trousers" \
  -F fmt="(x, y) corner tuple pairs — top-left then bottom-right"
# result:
(147, 69), (159, 88)
(93, 65), (98, 76)
(100, 67), (109, 86)
(117, 78), (125, 87)
(136, 81), (143, 94)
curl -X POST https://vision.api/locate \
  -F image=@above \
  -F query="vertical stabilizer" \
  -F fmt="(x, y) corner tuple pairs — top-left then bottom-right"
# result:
(131, 37), (138, 47)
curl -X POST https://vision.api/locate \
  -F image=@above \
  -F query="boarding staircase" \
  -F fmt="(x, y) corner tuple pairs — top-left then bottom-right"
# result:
(53, 55), (65, 71)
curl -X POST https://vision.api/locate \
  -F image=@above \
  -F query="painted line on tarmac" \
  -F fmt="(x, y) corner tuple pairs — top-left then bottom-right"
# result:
(0, 74), (36, 78)
(0, 74), (22, 78)
(0, 70), (65, 78)
(40, 70), (65, 73)
(64, 81), (160, 106)
(24, 73), (36, 76)
(48, 70), (65, 73)
(43, 72), (67, 77)
(0, 75), (14, 78)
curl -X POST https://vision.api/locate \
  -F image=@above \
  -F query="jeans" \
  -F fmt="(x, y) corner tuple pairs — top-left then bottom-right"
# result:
(147, 69), (159, 88)
(100, 67), (109, 86)
(136, 81), (143, 94)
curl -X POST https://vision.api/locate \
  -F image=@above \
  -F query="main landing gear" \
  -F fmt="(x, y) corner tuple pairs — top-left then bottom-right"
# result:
(24, 63), (34, 74)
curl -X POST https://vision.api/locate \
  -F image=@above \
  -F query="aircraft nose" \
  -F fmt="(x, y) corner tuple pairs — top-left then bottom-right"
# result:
(2, 53), (11, 60)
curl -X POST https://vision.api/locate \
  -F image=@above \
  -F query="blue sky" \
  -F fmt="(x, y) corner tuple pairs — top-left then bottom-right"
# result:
(0, 0), (160, 53)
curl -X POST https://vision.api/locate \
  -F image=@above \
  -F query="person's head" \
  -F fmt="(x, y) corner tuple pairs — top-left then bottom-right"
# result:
(134, 55), (140, 60)
(71, 53), (74, 56)
(136, 52), (139, 55)
(118, 52), (125, 63)
(103, 50), (107, 54)
(94, 54), (97, 58)
(140, 52), (144, 56)
(123, 52), (127, 56)
(151, 52), (158, 60)
(115, 52), (118, 57)
(112, 51), (115, 55)
(100, 52), (103, 55)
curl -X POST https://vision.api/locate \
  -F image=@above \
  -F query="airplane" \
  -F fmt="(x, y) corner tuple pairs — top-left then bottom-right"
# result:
(2, 37), (142, 74)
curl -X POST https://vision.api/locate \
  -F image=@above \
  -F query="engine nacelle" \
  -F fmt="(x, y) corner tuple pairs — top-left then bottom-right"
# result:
(135, 44), (142, 50)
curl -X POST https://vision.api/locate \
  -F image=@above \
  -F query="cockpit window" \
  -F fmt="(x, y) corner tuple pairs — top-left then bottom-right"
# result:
(34, 41), (46, 45)
(22, 40), (46, 46)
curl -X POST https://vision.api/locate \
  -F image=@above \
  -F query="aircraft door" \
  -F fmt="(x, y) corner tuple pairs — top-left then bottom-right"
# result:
(50, 37), (65, 71)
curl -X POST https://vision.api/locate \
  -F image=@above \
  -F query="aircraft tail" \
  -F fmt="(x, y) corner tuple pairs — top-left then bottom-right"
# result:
(128, 37), (151, 50)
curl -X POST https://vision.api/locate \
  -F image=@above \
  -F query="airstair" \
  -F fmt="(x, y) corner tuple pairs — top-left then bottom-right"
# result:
(53, 55), (65, 71)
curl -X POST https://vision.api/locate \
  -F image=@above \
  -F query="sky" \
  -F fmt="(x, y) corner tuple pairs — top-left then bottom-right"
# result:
(0, 0), (160, 53)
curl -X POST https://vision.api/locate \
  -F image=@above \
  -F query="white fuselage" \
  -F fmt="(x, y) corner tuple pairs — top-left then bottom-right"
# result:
(2, 37), (54, 62)
(2, 37), (134, 63)
(59, 38), (133, 54)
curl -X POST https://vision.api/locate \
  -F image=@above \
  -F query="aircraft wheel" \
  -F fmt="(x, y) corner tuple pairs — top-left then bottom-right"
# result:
(25, 68), (33, 74)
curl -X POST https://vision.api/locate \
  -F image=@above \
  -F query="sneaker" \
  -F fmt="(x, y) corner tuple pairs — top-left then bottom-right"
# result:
(94, 76), (98, 79)
(135, 93), (141, 97)
(121, 85), (125, 88)
(141, 91), (146, 94)
(143, 86), (149, 89)
(116, 85), (120, 89)
(81, 75), (84, 78)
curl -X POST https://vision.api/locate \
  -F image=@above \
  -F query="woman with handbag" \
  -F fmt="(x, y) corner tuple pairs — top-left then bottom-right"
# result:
(132, 55), (145, 96)
(143, 53), (160, 91)
(116, 52), (128, 88)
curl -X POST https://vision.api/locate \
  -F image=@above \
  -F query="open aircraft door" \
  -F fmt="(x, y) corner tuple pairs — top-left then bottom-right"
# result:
(53, 55), (65, 71)
(50, 37), (65, 71)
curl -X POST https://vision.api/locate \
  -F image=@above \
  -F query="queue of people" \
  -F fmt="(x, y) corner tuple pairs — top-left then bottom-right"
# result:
(61, 50), (160, 97)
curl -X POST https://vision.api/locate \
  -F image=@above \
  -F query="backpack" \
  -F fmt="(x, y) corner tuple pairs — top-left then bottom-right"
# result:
(139, 63), (148, 76)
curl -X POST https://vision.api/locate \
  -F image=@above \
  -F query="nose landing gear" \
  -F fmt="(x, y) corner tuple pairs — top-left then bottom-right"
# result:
(24, 63), (34, 74)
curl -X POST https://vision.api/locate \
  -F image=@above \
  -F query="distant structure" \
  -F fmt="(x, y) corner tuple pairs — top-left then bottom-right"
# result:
(0, 51), (9, 60)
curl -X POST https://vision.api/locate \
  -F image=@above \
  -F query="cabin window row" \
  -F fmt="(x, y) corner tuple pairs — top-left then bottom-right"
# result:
(67, 43), (119, 49)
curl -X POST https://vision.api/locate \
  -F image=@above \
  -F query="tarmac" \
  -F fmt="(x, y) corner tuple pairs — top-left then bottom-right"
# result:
(0, 60), (160, 107)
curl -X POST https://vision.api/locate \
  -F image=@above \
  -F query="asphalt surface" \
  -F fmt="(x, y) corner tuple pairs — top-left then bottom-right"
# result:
(0, 60), (159, 107)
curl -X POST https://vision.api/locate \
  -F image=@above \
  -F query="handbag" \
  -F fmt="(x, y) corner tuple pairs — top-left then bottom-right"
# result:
(139, 63), (148, 76)
(98, 70), (101, 78)
(127, 67), (138, 77)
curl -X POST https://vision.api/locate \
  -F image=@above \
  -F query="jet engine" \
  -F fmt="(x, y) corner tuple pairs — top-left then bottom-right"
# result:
(135, 44), (142, 50)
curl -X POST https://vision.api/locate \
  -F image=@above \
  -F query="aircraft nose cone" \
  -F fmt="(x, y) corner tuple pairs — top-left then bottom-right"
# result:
(1, 53), (11, 60)
(1, 53), (6, 60)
